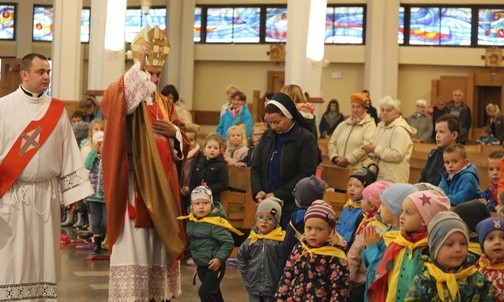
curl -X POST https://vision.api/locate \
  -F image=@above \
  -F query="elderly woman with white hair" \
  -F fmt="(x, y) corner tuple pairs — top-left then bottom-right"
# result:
(407, 99), (433, 143)
(361, 96), (416, 183)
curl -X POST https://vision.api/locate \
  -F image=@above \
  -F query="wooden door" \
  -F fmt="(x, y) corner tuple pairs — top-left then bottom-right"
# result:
(267, 71), (285, 94)
(0, 58), (21, 98)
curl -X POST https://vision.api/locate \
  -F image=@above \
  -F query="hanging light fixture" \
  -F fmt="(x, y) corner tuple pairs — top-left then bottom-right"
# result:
(104, 0), (127, 51)
(306, 0), (327, 62)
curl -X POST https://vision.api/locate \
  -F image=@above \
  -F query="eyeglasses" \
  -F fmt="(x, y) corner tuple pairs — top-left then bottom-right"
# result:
(256, 214), (276, 224)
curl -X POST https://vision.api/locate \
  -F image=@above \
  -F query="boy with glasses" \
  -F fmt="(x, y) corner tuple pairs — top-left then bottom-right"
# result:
(238, 197), (285, 302)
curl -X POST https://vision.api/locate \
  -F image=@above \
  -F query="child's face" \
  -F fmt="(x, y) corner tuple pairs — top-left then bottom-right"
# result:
(188, 135), (197, 150)
(484, 229), (504, 260)
(436, 232), (468, 269)
(399, 198), (426, 232)
(488, 158), (503, 186)
(96, 141), (103, 153)
(435, 121), (457, 147)
(91, 123), (103, 136)
(191, 199), (212, 218)
(228, 130), (243, 147)
(304, 217), (333, 247)
(255, 212), (277, 235)
(379, 204), (396, 226)
(204, 139), (221, 159)
(252, 129), (265, 146)
(71, 117), (83, 126)
(443, 152), (468, 175)
(230, 96), (245, 109)
(347, 178), (364, 201)
(361, 198), (376, 214)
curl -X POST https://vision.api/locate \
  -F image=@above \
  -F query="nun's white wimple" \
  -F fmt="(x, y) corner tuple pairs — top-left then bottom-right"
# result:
(266, 100), (293, 119)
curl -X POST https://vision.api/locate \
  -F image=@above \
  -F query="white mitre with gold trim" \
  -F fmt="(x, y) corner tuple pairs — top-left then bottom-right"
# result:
(130, 25), (170, 68)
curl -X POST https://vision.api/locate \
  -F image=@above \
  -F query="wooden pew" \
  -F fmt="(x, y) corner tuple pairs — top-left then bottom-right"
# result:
(323, 191), (347, 219)
(220, 166), (257, 229)
(318, 138), (329, 157)
(409, 145), (491, 190)
(319, 163), (352, 193)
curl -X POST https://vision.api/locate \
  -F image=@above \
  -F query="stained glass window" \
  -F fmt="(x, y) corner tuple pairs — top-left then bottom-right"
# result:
(398, 6), (404, 44)
(125, 7), (166, 43)
(33, 5), (90, 43)
(194, 7), (201, 42)
(205, 7), (260, 43)
(409, 7), (471, 46)
(325, 6), (364, 44)
(33, 6), (53, 41)
(0, 4), (15, 40)
(478, 8), (504, 46)
(265, 7), (287, 42)
(81, 8), (90, 43)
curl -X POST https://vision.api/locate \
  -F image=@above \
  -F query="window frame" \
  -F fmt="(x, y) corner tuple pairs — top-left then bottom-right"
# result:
(195, 4), (366, 45)
(0, 2), (16, 41)
(399, 4), (504, 48)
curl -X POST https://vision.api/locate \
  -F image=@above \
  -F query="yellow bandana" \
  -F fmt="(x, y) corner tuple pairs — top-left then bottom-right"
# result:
(424, 262), (478, 301)
(477, 257), (504, 271)
(300, 241), (347, 260)
(393, 233), (428, 259)
(382, 230), (400, 246)
(248, 227), (285, 245)
(385, 233), (428, 302)
(177, 213), (244, 236)
(356, 214), (386, 235)
(468, 241), (482, 256)
(344, 198), (362, 209)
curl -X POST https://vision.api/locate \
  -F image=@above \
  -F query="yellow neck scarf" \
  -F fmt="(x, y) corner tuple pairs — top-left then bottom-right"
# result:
(477, 257), (504, 271)
(385, 233), (428, 302)
(382, 230), (400, 246)
(393, 233), (428, 259)
(248, 227), (285, 245)
(344, 198), (362, 209)
(300, 241), (346, 260)
(468, 241), (482, 256)
(424, 262), (478, 301)
(177, 213), (244, 236)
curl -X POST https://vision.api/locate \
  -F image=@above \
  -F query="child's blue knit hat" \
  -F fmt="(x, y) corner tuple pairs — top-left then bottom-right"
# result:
(380, 183), (418, 217)
(476, 217), (504, 252)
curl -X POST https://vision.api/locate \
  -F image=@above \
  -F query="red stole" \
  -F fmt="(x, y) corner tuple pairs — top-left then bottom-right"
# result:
(0, 99), (64, 197)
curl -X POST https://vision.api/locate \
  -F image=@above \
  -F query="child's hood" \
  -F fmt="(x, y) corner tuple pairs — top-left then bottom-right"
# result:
(209, 202), (228, 219)
(458, 163), (480, 182)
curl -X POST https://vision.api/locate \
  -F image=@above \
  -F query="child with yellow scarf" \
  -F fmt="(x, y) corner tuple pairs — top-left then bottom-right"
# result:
(405, 212), (493, 301)
(275, 200), (349, 301)
(367, 189), (450, 302)
(476, 217), (504, 301)
(237, 197), (285, 302)
(177, 186), (243, 302)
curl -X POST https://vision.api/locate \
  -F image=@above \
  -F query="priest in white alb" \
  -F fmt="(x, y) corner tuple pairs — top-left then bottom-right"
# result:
(0, 53), (94, 301)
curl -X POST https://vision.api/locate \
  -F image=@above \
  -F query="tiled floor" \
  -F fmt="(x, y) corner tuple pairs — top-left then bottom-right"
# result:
(59, 227), (248, 301)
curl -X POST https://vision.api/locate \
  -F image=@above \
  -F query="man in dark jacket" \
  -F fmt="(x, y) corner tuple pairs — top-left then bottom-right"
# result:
(446, 89), (471, 144)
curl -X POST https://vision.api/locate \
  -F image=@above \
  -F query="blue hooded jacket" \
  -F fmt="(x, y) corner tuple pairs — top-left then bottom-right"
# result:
(438, 163), (480, 206)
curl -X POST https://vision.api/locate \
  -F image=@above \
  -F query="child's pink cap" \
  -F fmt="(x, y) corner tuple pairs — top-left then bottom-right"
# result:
(362, 180), (393, 209)
(407, 190), (450, 226)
